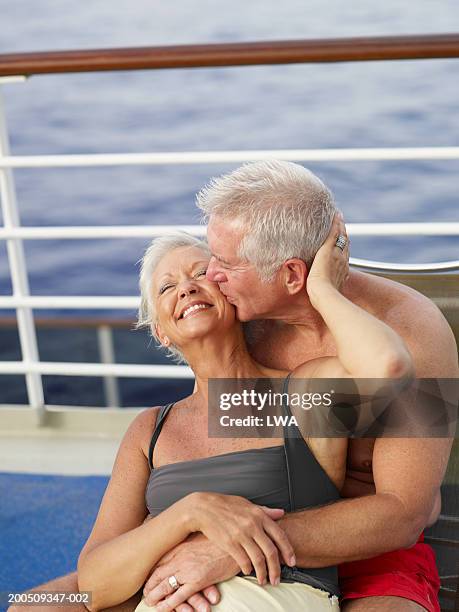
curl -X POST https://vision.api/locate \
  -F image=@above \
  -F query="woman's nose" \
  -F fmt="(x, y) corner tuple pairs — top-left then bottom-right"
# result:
(178, 281), (198, 299)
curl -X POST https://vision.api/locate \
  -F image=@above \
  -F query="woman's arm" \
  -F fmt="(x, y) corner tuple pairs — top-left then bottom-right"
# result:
(77, 407), (294, 610)
(78, 496), (193, 611)
(76, 407), (194, 612)
(307, 284), (413, 378)
(290, 213), (414, 489)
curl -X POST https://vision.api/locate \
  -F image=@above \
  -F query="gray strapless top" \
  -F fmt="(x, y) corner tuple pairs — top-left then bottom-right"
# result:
(146, 444), (290, 516)
(144, 376), (341, 598)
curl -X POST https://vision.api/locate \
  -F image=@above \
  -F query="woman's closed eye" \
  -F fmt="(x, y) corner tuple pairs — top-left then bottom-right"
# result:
(159, 284), (174, 295)
(159, 270), (206, 294)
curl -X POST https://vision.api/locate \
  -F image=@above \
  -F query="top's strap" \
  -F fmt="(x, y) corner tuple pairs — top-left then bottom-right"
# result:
(281, 372), (295, 511)
(148, 403), (175, 470)
(282, 372), (293, 398)
(281, 371), (340, 508)
(282, 372), (295, 420)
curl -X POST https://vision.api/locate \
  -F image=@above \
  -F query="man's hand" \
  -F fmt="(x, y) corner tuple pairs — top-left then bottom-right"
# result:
(142, 534), (239, 611)
(185, 491), (295, 585)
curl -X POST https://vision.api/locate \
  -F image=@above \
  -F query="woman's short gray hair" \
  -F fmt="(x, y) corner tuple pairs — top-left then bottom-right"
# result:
(196, 159), (338, 282)
(134, 232), (211, 363)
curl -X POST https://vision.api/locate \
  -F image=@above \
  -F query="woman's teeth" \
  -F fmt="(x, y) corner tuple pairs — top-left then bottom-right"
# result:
(182, 304), (210, 319)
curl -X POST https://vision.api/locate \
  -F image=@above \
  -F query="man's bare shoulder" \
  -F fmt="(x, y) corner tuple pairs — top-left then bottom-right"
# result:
(345, 270), (458, 376)
(245, 268), (457, 373)
(344, 268), (429, 314)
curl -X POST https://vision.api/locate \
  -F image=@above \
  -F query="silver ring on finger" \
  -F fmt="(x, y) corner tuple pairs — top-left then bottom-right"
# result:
(168, 575), (180, 591)
(335, 234), (347, 251)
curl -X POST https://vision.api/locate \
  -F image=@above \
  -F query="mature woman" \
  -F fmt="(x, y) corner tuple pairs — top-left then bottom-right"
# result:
(9, 217), (412, 612)
(77, 214), (414, 612)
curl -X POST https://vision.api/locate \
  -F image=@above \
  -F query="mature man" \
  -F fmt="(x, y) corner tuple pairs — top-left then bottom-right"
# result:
(143, 160), (457, 612)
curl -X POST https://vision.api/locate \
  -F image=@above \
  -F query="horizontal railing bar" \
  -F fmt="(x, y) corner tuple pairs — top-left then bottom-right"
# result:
(0, 292), (457, 312)
(0, 225), (205, 239)
(350, 258), (459, 272)
(1, 223), (459, 240)
(0, 76), (27, 85)
(0, 292), (458, 330)
(1, 147), (459, 168)
(439, 586), (457, 600)
(0, 315), (133, 328)
(0, 296), (139, 309)
(424, 536), (459, 548)
(0, 360), (193, 378)
(437, 514), (459, 526)
(326, 223), (459, 236)
(0, 34), (459, 77)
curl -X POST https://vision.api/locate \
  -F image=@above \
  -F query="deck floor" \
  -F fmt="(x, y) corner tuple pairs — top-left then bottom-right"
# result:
(0, 471), (109, 611)
(0, 434), (120, 609)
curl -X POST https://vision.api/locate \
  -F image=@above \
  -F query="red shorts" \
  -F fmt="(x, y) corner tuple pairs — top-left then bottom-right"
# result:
(339, 534), (440, 612)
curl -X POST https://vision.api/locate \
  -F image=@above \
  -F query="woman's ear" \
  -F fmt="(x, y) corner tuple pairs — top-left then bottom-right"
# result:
(283, 259), (307, 294)
(155, 323), (170, 347)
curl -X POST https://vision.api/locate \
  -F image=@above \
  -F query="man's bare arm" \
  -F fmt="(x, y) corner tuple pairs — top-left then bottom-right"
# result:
(143, 439), (453, 608)
(280, 297), (457, 567)
(278, 437), (451, 567)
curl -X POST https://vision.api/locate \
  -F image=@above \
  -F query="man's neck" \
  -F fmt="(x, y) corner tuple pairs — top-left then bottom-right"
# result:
(256, 271), (358, 349)
(259, 288), (328, 334)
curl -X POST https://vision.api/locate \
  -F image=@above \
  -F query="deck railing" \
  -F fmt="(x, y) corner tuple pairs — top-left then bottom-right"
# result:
(1, 34), (459, 75)
(0, 34), (458, 420)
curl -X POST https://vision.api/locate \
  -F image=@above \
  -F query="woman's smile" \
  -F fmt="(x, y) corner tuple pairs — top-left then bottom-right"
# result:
(179, 302), (214, 320)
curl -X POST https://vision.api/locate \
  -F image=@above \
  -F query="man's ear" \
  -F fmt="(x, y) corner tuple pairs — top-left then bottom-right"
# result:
(282, 259), (307, 295)
(154, 323), (170, 347)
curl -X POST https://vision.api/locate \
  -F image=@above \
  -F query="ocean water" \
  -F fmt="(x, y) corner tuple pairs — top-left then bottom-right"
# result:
(0, 0), (458, 312)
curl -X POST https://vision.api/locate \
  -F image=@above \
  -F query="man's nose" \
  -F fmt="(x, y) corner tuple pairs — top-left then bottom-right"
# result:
(206, 257), (227, 283)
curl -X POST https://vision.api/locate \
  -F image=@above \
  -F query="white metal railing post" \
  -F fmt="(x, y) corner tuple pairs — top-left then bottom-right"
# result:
(0, 85), (45, 423)
(97, 324), (121, 408)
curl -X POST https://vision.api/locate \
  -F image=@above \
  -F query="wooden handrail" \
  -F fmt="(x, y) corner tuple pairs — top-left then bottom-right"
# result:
(1, 34), (459, 77)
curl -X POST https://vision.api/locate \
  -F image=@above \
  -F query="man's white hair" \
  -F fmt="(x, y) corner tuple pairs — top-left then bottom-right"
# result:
(196, 159), (338, 281)
(134, 232), (211, 363)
